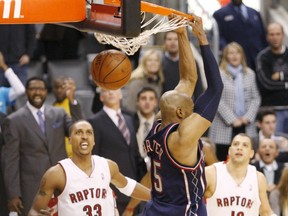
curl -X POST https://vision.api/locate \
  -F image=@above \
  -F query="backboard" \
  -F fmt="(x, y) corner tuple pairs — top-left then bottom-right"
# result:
(0, 0), (141, 37)
(66, 0), (141, 37)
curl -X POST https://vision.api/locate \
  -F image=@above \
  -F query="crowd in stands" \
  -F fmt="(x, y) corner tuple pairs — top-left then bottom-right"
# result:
(0, 0), (288, 215)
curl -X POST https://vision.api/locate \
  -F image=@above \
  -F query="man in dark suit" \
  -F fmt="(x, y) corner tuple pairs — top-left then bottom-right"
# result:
(252, 138), (285, 193)
(252, 107), (288, 163)
(213, 0), (267, 70)
(1, 77), (83, 216)
(88, 88), (144, 215)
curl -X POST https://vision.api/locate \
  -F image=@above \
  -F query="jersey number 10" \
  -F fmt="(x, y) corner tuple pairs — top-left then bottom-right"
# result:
(231, 211), (244, 216)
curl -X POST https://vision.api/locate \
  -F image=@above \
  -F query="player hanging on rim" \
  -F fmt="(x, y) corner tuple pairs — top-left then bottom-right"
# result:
(123, 14), (223, 216)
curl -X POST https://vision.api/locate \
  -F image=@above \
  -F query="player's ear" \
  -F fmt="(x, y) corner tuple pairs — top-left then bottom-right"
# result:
(176, 107), (184, 119)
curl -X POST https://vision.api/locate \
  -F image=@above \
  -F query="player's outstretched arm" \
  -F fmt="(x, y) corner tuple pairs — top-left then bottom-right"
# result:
(28, 165), (65, 216)
(122, 171), (152, 216)
(257, 172), (275, 216)
(173, 21), (197, 97)
(108, 160), (151, 201)
(175, 16), (223, 147)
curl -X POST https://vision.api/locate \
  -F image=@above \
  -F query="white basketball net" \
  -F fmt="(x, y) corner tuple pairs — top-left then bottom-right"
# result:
(94, 14), (190, 55)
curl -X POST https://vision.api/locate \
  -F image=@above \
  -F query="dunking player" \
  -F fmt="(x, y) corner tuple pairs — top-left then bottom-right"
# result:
(28, 120), (150, 216)
(205, 133), (275, 216)
(130, 14), (223, 216)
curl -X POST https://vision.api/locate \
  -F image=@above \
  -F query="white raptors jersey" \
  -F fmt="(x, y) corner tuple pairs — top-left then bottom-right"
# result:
(57, 155), (115, 216)
(206, 162), (261, 216)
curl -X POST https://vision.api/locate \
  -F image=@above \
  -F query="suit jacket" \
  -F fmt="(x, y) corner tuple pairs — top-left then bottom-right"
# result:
(252, 160), (285, 185)
(213, 3), (267, 69)
(88, 109), (143, 214)
(0, 112), (8, 216)
(1, 104), (81, 216)
(209, 68), (261, 145)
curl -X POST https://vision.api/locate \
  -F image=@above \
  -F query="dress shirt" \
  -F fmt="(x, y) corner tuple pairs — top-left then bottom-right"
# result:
(136, 112), (155, 158)
(103, 105), (121, 127)
(259, 160), (278, 185)
(26, 102), (45, 125)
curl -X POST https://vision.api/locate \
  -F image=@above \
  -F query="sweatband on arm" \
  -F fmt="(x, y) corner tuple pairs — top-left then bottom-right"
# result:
(118, 177), (137, 196)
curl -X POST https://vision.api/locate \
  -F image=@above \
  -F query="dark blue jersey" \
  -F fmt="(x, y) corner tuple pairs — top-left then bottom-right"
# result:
(143, 120), (207, 216)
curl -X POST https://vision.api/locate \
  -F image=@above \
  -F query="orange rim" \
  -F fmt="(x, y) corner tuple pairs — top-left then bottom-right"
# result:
(104, 0), (194, 21)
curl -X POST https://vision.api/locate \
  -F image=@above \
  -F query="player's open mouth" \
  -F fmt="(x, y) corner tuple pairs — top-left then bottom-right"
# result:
(81, 142), (89, 149)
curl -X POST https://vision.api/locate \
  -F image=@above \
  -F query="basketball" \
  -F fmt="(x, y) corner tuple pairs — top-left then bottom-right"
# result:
(91, 49), (132, 90)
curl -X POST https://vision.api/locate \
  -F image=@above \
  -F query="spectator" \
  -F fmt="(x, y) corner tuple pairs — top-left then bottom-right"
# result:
(252, 107), (288, 162)
(1, 77), (82, 215)
(213, 0), (267, 70)
(252, 138), (285, 193)
(122, 49), (163, 113)
(256, 22), (288, 134)
(53, 76), (84, 157)
(269, 167), (288, 216)
(134, 87), (158, 171)
(0, 52), (25, 114)
(0, 24), (36, 86)
(35, 24), (83, 60)
(162, 31), (180, 92)
(208, 42), (260, 161)
(87, 88), (144, 214)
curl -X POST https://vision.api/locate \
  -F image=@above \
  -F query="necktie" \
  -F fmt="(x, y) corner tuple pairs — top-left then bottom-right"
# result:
(37, 110), (46, 134)
(117, 113), (130, 145)
(235, 6), (246, 21)
(143, 121), (150, 138)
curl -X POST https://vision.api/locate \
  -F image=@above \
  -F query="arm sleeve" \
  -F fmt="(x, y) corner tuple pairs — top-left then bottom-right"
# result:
(5, 68), (25, 101)
(193, 45), (223, 122)
(69, 103), (85, 121)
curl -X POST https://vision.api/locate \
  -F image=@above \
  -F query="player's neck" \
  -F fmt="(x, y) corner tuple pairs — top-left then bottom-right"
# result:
(226, 162), (248, 185)
(72, 155), (93, 176)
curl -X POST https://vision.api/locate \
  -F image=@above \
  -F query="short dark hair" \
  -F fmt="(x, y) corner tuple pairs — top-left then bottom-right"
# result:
(232, 133), (254, 149)
(256, 107), (276, 122)
(69, 120), (92, 136)
(137, 87), (158, 100)
(25, 77), (48, 89)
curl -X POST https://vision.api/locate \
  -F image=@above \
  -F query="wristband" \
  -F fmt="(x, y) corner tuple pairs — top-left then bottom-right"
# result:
(118, 177), (136, 196)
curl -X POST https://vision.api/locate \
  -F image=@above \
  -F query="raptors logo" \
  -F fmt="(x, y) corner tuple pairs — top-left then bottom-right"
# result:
(0, 0), (23, 18)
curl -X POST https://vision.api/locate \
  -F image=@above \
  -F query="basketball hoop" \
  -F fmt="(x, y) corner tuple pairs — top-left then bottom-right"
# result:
(94, 1), (194, 55)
